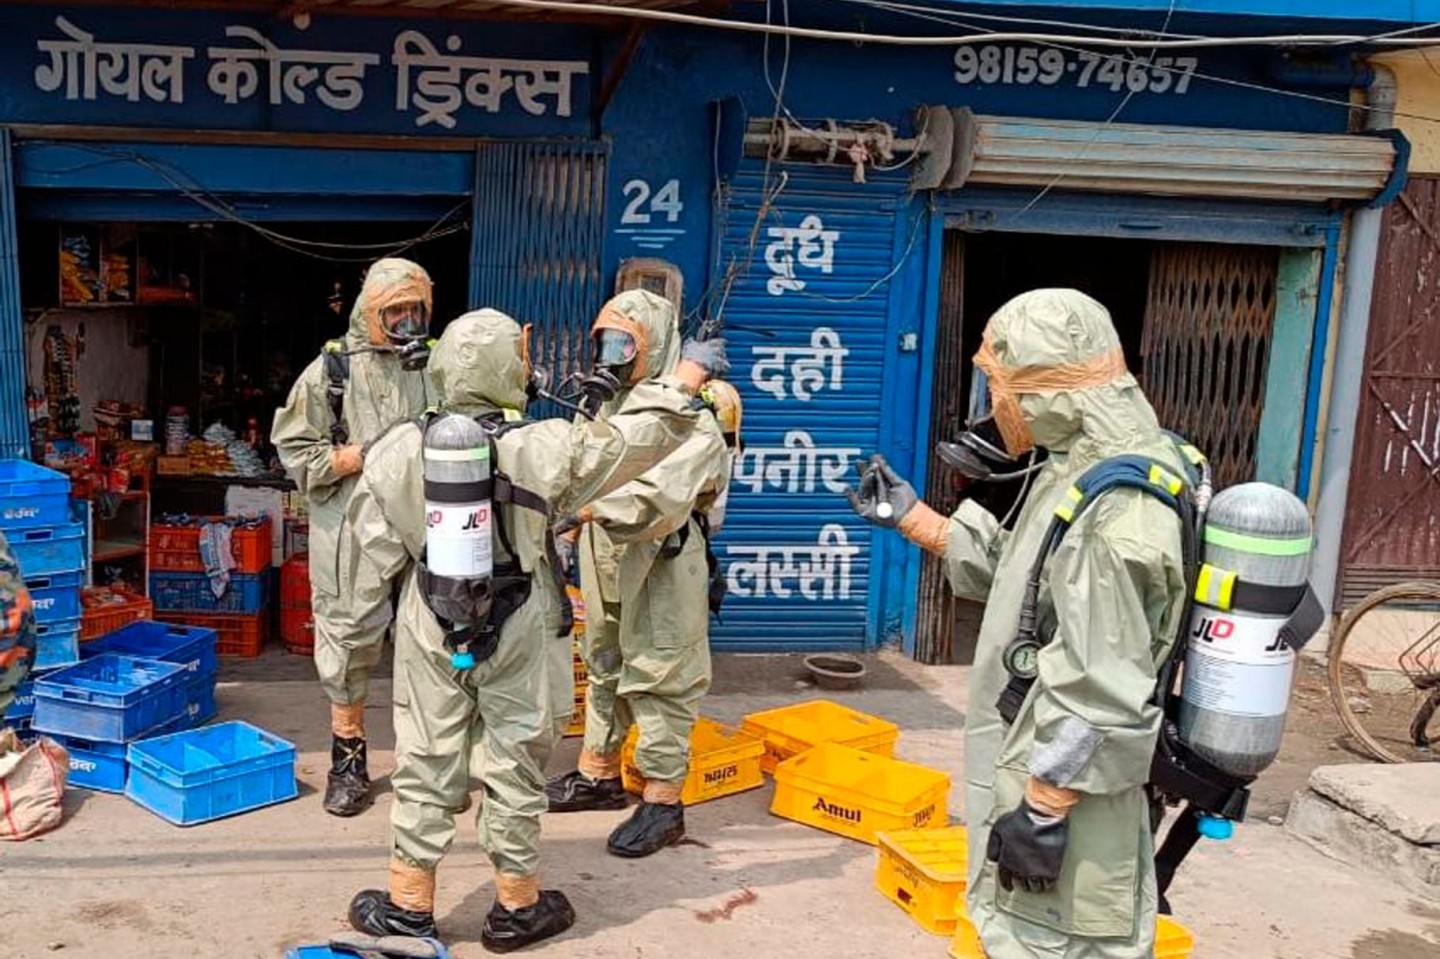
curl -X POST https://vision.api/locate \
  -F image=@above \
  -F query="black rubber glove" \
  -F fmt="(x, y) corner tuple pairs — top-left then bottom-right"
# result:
(844, 454), (917, 529)
(986, 798), (1069, 894)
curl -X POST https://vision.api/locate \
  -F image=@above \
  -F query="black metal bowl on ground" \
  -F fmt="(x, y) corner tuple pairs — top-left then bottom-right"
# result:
(802, 653), (867, 691)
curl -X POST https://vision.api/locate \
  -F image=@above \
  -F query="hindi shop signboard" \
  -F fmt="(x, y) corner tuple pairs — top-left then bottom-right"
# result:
(0, 8), (594, 137)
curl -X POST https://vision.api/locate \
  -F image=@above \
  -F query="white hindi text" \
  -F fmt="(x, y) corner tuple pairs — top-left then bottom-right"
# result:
(764, 214), (839, 296)
(32, 17), (588, 127)
(732, 431), (861, 495)
(750, 327), (849, 402)
(725, 525), (860, 601)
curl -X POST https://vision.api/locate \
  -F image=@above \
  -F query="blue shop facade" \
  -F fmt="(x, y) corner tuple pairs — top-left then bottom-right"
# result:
(0, 2), (1415, 658)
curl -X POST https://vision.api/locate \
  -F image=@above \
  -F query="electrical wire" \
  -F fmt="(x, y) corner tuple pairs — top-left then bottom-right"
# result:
(49, 143), (470, 263)
(486, 0), (1440, 49)
(1004, 0), (1180, 223)
(831, 0), (1209, 41)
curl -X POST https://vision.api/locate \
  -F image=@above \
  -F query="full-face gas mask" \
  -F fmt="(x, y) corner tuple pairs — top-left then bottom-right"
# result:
(380, 300), (432, 371)
(937, 371), (1044, 484)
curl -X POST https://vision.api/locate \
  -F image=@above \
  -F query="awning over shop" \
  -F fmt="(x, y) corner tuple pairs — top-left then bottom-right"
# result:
(917, 107), (1408, 206)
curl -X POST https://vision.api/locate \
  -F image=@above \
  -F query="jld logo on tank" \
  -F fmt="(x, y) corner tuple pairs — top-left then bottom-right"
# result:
(703, 764), (738, 786)
(812, 796), (862, 824)
(911, 804), (937, 828)
(1192, 615), (1287, 653)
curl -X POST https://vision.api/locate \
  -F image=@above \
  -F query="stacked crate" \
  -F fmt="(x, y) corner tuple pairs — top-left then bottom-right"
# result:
(148, 517), (273, 656)
(565, 585), (587, 737)
(30, 620), (218, 792)
(1, 459), (87, 739)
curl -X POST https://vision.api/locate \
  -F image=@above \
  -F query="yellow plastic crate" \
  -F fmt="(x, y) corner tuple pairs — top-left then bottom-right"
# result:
(948, 910), (1194, 958)
(566, 584), (586, 633)
(621, 717), (766, 806)
(741, 699), (900, 774)
(876, 826), (968, 935)
(771, 742), (948, 845)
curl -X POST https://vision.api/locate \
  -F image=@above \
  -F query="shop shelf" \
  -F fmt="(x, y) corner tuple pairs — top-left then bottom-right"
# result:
(9, 521), (87, 579)
(741, 699), (900, 774)
(0, 459), (71, 531)
(81, 588), (155, 641)
(875, 826), (969, 935)
(150, 519), (272, 575)
(149, 571), (268, 614)
(33, 653), (190, 742)
(771, 742), (949, 845)
(26, 569), (84, 624)
(125, 721), (298, 826)
(84, 620), (219, 679)
(158, 610), (268, 658)
(93, 539), (146, 562)
(34, 617), (82, 670)
(621, 717), (765, 806)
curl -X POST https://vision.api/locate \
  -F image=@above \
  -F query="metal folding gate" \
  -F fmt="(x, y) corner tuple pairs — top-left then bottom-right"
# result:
(470, 140), (608, 396)
(1141, 243), (1278, 490)
(1339, 177), (1440, 608)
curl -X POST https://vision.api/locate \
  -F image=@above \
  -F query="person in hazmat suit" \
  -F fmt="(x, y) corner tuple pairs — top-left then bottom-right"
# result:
(272, 257), (436, 818)
(341, 307), (729, 952)
(545, 292), (740, 857)
(847, 289), (1188, 959)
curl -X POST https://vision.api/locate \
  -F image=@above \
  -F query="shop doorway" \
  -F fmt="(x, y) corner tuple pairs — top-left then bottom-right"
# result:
(915, 230), (1279, 664)
(16, 216), (469, 591)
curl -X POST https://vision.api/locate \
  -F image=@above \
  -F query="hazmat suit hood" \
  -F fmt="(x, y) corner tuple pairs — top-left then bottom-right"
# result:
(348, 258), (434, 350)
(978, 288), (1159, 456)
(430, 309), (531, 416)
(592, 289), (682, 384)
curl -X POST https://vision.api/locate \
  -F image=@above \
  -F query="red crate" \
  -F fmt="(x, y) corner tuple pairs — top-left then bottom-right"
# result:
(150, 519), (273, 575)
(158, 609), (268, 658)
(80, 587), (154, 641)
(281, 606), (314, 655)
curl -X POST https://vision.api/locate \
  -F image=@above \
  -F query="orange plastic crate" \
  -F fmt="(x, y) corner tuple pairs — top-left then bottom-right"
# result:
(159, 609), (269, 657)
(80, 587), (154, 641)
(150, 519), (273, 575)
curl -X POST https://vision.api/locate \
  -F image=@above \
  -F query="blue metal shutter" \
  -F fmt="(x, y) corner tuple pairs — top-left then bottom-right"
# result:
(709, 162), (908, 652)
(469, 140), (608, 401)
(0, 130), (27, 458)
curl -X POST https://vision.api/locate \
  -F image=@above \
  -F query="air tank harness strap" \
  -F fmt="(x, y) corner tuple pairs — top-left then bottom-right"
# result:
(323, 340), (351, 446)
(996, 454), (1193, 727)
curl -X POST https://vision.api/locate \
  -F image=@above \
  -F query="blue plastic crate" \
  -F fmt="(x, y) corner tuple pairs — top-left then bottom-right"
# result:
(51, 705), (202, 794)
(84, 621), (219, 679)
(8, 521), (87, 579)
(34, 617), (81, 670)
(179, 669), (217, 728)
(150, 572), (268, 614)
(126, 721), (298, 826)
(27, 569), (84, 624)
(12, 718), (34, 744)
(0, 460), (71, 531)
(286, 943), (451, 959)
(7, 676), (37, 722)
(33, 654), (190, 743)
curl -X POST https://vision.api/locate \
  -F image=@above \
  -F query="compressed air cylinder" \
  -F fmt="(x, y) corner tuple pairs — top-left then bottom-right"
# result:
(1179, 483), (1313, 779)
(423, 413), (493, 626)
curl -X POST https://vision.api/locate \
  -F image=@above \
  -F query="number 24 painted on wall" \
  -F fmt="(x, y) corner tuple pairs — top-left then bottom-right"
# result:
(621, 179), (684, 224)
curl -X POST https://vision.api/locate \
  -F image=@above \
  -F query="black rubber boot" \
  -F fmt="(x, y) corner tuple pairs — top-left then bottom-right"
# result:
(606, 801), (685, 858)
(545, 770), (627, 812)
(481, 890), (576, 953)
(325, 735), (373, 817)
(348, 889), (438, 939)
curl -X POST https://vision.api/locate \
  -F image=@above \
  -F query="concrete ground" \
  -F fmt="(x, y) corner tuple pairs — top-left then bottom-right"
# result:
(3, 651), (1438, 959)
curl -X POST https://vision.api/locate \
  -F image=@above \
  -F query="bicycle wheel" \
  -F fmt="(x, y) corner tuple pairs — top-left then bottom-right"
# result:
(1329, 580), (1440, 763)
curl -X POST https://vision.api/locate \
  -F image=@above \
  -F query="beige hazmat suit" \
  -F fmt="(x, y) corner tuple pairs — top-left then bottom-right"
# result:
(343, 309), (709, 914)
(272, 259), (435, 720)
(573, 292), (732, 792)
(867, 290), (1188, 958)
